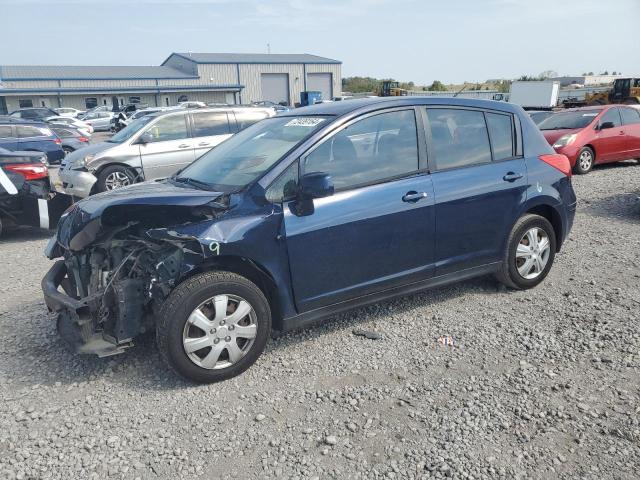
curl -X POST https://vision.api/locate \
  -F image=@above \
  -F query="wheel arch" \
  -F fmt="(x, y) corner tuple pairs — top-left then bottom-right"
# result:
(582, 144), (596, 162)
(183, 255), (284, 331)
(91, 162), (143, 194)
(523, 203), (564, 252)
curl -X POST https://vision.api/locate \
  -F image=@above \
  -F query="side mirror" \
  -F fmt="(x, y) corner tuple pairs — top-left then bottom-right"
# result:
(291, 172), (334, 217)
(137, 132), (153, 145)
(598, 121), (615, 130)
(299, 172), (334, 199)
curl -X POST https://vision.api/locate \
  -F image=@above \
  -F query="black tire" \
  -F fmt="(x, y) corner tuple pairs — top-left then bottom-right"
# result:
(495, 214), (557, 290)
(156, 271), (271, 383)
(95, 165), (136, 193)
(0, 216), (3, 238)
(573, 146), (594, 175)
(62, 146), (74, 156)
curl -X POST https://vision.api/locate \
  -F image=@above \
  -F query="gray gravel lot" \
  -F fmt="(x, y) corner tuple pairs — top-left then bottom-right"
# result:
(0, 161), (639, 480)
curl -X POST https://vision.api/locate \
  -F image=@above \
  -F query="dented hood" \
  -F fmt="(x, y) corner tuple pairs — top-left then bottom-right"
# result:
(56, 180), (227, 251)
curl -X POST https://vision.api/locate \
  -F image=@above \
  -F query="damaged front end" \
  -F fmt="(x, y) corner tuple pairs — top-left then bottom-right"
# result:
(42, 184), (229, 356)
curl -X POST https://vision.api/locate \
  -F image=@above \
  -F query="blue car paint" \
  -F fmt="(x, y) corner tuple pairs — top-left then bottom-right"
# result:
(46, 97), (576, 334)
(0, 120), (65, 164)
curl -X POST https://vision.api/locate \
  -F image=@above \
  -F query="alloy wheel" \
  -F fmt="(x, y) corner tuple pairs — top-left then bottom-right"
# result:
(578, 150), (593, 171)
(104, 171), (132, 190)
(182, 294), (258, 370)
(515, 227), (551, 280)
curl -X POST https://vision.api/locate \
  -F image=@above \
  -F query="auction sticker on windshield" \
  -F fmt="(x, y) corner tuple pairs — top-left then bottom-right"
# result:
(284, 118), (326, 127)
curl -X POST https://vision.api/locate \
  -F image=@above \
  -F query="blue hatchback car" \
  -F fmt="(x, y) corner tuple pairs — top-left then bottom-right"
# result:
(0, 119), (65, 165)
(42, 97), (576, 383)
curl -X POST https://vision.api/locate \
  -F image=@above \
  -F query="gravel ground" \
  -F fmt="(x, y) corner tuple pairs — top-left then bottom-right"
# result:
(0, 160), (639, 480)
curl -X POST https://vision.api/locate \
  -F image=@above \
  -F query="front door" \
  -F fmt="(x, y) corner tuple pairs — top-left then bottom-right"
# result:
(189, 110), (233, 159)
(619, 106), (640, 157)
(592, 108), (626, 162)
(424, 107), (528, 275)
(139, 113), (195, 180)
(284, 108), (435, 312)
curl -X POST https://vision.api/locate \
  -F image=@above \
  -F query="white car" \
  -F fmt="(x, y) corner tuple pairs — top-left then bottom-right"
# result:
(46, 116), (93, 136)
(54, 107), (85, 118)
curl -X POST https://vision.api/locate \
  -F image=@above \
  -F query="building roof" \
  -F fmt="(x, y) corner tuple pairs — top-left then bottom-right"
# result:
(0, 65), (196, 81)
(166, 52), (341, 65)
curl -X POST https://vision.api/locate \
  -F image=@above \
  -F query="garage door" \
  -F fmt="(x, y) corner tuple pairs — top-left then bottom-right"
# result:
(307, 73), (332, 101)
(261, 73), (290, 105)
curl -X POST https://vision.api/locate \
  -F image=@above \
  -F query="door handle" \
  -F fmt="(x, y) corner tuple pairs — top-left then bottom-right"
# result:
(402, 191), (428, 203)
(503, 172), (523, 182)
(198, 142), (210, 146)
(178, 144), (190, 148)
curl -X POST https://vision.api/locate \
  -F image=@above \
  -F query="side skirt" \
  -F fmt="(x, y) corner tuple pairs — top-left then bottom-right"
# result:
(277, 262), (500, 335)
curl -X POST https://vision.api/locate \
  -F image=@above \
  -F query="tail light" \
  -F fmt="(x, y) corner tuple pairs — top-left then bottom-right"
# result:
(53, 137), (62, 145)
(78, 136), (89, 142)
(539, 154), (571, 177)
(3, 163), (49, 181)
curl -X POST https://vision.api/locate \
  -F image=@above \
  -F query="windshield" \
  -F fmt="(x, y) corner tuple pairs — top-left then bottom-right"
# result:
(107, 115), (156, 143)
(538, 110), (602, 130)
(175, 116), (329, 192)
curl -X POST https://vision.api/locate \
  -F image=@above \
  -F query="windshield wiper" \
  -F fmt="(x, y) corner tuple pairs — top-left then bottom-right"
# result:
(171, 176), (216, 190)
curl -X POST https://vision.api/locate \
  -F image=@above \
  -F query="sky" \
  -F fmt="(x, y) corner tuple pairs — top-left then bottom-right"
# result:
(0, 0), (638, 85)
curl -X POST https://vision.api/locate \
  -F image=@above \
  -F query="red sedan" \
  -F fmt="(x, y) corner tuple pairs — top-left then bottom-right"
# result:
(538, 105), (640, 174)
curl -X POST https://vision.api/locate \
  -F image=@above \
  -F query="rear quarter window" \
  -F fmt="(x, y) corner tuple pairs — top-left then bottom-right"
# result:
(486, 112), (515, 160)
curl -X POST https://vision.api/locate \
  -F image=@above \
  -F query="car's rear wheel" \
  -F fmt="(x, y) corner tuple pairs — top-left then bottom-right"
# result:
(156, 271), (271, 383)
(573, 146), (594, 175)
(96, 165), (136, 192)
(496, 214), (556, 290)
(62, 146), (74, 156)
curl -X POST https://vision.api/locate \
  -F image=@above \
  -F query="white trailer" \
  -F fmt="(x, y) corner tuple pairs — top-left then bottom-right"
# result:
(509, 81), (560, 109)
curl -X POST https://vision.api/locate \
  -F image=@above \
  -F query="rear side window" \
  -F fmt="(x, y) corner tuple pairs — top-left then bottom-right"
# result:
(0, 126), (13, 139)
(620, 107), (640, 125)
(191, 111), (230, 136)
(486, 112), (514, 160)
(16, 125), (52, 138)
(599, 108), (622, 128)
(426, 108), (491, 170)
(19, 99), (33, 108)
(303, 109), (419, 190)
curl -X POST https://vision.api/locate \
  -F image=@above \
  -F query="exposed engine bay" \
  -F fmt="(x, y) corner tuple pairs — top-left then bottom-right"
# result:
(44, 198), (228, 357)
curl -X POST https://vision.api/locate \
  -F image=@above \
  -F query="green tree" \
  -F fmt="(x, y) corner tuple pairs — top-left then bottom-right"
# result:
(427, 80), (447, 91)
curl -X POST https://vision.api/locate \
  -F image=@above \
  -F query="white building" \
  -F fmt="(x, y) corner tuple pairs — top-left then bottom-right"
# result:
(0, 52), (342, 114)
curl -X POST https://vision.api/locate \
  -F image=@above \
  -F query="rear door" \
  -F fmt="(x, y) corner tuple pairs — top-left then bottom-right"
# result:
(619, 107), (640, 157)
(139, 113), (195, 180)
(283, 108), (435, 311)
(189, 110), (233, 159)
(0, 125), (17, 150)
(591, 107), (626, 162)
(426, 107), (527, 275)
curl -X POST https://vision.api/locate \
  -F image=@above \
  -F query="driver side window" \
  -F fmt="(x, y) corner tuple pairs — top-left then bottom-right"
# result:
(301, 109), (419, 191)
(145, 115), (188, 143)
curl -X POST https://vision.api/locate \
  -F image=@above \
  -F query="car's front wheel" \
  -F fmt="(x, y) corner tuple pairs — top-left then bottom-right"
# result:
(96, 165), (136, 192)
(156, 271), (271, 383)
(573, 146), (594, 175)
(496, 214), (557, 290)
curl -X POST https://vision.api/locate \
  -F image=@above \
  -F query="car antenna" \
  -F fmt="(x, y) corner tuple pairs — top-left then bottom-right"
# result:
(453, 82), (468, 98)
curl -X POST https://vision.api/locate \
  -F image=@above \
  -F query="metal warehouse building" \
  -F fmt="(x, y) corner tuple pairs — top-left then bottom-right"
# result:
(0, 52), (342, 114)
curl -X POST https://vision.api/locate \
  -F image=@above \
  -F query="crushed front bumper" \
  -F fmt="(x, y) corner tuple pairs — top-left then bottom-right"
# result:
(42, 260), (132, 357)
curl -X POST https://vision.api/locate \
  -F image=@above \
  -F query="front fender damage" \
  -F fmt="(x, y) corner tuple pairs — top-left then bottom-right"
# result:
(44, 200), (228, 357)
